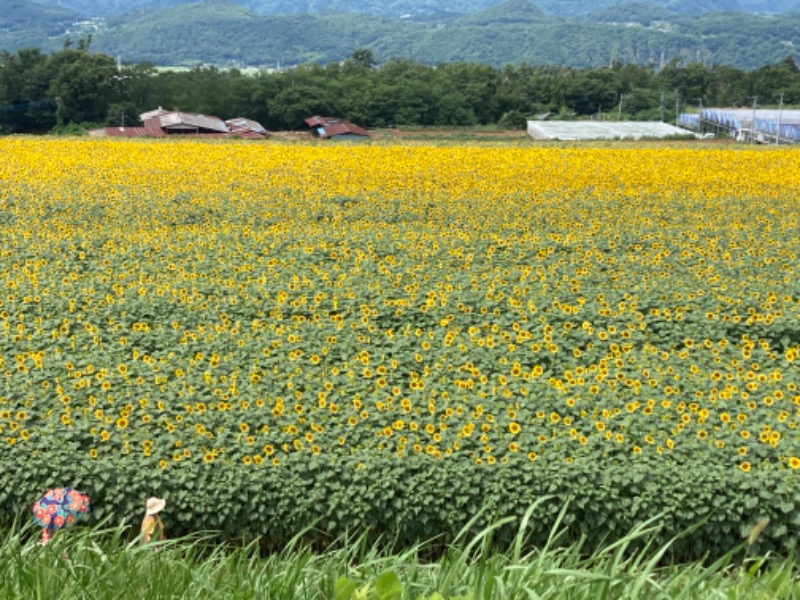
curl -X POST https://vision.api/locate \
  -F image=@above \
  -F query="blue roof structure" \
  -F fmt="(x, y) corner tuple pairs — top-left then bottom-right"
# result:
(680, 108), (800, 143)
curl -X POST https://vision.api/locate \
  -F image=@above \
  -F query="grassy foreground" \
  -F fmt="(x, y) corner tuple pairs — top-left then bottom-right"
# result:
(2, 508), (798, 600)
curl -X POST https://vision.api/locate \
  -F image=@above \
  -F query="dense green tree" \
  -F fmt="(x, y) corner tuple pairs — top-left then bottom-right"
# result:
(268, 84), (335, 129)
(435, 62), (498, 124)
(104, 101), (140, 126)
(706, 65), (748, 107)
(746, 56), (800, 105)
(656, 60), (709, 107)
(563, 69), (619, 116)
(45, 46), (121, 126)
(117, 61), (159, 115)
(623, 88), (663, 120)
(348, 48), (376, 70)
(614, 62), (656, 95)
(0, 48), (53, 133)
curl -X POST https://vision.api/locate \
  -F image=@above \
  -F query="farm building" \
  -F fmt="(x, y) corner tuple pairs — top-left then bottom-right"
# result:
(90, 109), (270, 139)
(526, 120), (694, 141)
(305, 116), (369, 140)
(678, 108), (800, 144)
(225, 117), (270, 137)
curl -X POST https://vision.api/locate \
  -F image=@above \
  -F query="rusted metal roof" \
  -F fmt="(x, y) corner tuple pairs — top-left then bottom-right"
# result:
(143, 117), (168, 136)
(226, 117), (270, 137)
(324, 122), (369, 137)
(89, 111), (269, 140)
(90, 128), (269, 139)
(304, 115), (329, 127)
(304, 115), (369, 138)
(158, 111), (230, 133)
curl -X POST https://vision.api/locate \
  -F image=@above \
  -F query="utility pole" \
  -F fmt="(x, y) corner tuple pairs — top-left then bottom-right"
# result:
(748, 96), (757, 144)
(675, 90), (680, 126)
(776, 92), (784, 145)
(659, 92), (665, 122)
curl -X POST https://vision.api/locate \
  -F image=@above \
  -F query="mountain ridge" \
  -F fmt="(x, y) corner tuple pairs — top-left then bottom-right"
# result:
(2, 0), (798, 70)
(25, 0), (800, 18)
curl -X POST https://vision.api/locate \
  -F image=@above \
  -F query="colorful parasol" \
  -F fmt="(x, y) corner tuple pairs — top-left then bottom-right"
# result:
(32, 487), (91, 542)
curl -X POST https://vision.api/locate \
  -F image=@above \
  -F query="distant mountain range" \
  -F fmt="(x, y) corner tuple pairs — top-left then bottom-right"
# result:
(23, 0), (800, 17)
(2, 0), (799, 69)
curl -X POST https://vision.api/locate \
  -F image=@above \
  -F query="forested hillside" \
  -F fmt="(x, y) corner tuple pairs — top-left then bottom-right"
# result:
(3, 0), (797, 70)
(27, 0), (800, 17)
(0, 0), (76, 33)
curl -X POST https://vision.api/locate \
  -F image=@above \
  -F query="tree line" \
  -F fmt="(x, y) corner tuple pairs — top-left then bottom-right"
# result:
(1, 42), (799, 134)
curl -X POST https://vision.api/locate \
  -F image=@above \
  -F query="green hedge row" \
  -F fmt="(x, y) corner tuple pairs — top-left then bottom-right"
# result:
(4, 446), (798, 561)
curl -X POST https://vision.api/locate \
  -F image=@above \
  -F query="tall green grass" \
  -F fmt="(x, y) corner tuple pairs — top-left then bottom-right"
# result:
(2, 505), (797, 600)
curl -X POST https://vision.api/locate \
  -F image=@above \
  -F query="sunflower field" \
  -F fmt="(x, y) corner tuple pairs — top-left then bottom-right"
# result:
(1, 138), (799, 558)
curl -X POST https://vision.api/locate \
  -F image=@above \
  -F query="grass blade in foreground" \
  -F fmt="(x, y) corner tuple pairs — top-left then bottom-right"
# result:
(5, 517), (792, 599)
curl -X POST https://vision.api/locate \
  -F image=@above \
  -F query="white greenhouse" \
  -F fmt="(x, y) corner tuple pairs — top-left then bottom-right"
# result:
(526, 120), (695, 141)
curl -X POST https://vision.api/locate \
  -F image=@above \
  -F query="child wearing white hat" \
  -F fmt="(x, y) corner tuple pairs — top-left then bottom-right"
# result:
(140, 497), (166, 543)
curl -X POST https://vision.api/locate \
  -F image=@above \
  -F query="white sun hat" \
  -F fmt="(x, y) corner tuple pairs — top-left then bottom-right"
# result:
(145, 497), (166, 516)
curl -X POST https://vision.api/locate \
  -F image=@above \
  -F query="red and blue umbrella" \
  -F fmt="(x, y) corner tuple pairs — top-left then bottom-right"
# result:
(32, 487), (91, 540)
